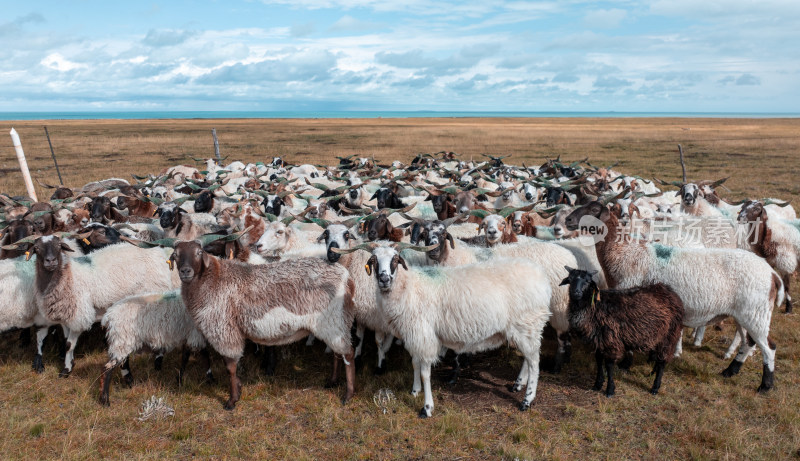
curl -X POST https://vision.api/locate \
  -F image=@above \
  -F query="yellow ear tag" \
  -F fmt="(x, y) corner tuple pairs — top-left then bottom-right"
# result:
(25, 251), (30, 259)
(476, 226), (480, 231)
(167, 259), (173, 270)
(82, 238), (91, 245)
(364, 264), (372, 276)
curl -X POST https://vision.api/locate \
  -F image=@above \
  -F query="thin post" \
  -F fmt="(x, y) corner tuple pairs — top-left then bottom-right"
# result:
(43, 126), (64, 185)
(212, 128), (221, 161)
(677, 144), (687, 183)
(9, 128), (38, 201)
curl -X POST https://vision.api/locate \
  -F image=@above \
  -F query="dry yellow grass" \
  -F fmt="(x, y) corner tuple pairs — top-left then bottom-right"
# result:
(0, 117), (799, 460)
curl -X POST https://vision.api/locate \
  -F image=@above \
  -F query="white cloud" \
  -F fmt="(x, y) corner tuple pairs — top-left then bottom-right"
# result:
(40, 53), (86, 72)
(583, 9), (627, 29)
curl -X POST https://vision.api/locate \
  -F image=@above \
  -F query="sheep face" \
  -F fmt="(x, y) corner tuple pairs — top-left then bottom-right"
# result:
(550, 207), (578, 239)
(426, 193), (451, 215)
(30, 235), (73, 272)
(545, 187), (572, 207)
(171, 241), (212, 283)
(481, 215), (506, 244)
(344, 187), (364, 209)
(50, 187), (74, 200)
(367, 246), (408, 292)
(77, 223), (121, 253)
(115, 195), (136, 211)
(454, 191), (480, 215)
(519, 183), (538, 202)
(87, 196), (114, 223)
(679, 183), (700, 207)
(559, 267), (597, 302)
(319, 224), (353, 263)
(194, 191), (215, 213)
(365, 214), (392, 241)
(737, 200), (764, 225)
(371, 187), (404, 210)
(255, 221), (291, 255)
(156, 203), (183, 230)
(565, 201), (611, 231)
(419, 221), (454, 262)
(261, 195), (284, 216)
(3, 217), (34, 246)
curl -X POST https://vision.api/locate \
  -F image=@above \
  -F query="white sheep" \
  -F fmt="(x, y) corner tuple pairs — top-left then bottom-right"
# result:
(27, 237), (177, 377)
(98, 290), (211, 406)
(336, 243), (552, 417)
(565, 201), (783, 392)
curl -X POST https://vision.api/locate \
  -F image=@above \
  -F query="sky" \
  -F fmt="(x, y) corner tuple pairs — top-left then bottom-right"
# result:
(1, 1), (799, 113)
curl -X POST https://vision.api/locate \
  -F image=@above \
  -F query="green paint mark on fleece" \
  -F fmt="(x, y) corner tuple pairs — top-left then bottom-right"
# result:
(162, 291), (180, 301)
(418, 266), (445, 281)
(654, 244), (673, 261)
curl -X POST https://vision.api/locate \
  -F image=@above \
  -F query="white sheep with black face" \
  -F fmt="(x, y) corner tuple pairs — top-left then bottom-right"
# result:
(341, 242), (551, 417)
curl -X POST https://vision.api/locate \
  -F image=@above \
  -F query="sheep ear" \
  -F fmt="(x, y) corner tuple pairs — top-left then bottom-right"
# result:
(559, 277), (570, 286)
(563, 265), (574, 272)
(201, 251), (214, 269)
(397, 255), (408, 271)
(317, 230), (328, 243)
(60, 242), (74, 253)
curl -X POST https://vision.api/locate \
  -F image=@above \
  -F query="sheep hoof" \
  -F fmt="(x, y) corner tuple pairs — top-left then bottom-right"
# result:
(32, 354), (44, 374)
(605, 391), (615, 398)
(374, 364), (387, 376)
(410, 389), (421, 397)
(757, 384), (773, 393)
(223, 401), (236, 411)
(153, 356), (163, 371)
(418, 405), (432, 418)
(123, 374), (134, 388)
(650, 389), (659, 395)
(58, 368), (71, 378)
(99, 395), (110, 407)
(205, 371), (216, 385)
(721, 359), (743, 378)
(518, 401), (531, 412)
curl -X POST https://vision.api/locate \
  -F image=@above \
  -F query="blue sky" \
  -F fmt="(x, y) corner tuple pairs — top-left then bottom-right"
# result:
(1, 1), (799, 112)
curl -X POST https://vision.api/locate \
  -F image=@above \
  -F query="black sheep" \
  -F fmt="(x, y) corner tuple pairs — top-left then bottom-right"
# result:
(560, 267), (684, 397)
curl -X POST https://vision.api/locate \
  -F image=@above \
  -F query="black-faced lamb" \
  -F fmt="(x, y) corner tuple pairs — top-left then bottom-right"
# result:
(560, 267), (684, 396)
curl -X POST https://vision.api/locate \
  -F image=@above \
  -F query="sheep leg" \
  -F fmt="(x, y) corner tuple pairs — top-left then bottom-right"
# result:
(18, 327), (31, 349)
(783, 274), (793, 314)
(754, 335), (776, 393)
(604, 358), (616, 397)
(724, 323), (745, 359)
(59, 328), (81, 378)
(448, 353), (462, 385)
(120, 357), (134, 387)
(520, 348), (541, 411)
(353, 324), (365, 359)
(222, 356), (242, 411)
(418, 361), (434, 418)
(153, 349), (165, 371)
(721, 329), (757, 378)
(326, 354), (341, 388)
(592, 351), (605, 391)
(342, 351), (356, 404)
(551, 333), (567, 373)
(411, 356), (422, 397)
(374, 331), (393, 375)
(201, 348), (215, 384)
(509, 359), (529, 392)
(305, 334), (316, 346)
(692, 327), (706, 347)
(98, 358), (120, 407)
(260, 346), (277, 377)
(177, 347), (191, 387)
(650, 360), (666, 395)
(674, 331), (683, 357)
(32, 326), (49, 374)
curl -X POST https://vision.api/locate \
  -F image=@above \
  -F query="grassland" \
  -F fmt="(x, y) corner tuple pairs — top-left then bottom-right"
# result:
(0, 117), (799, 460)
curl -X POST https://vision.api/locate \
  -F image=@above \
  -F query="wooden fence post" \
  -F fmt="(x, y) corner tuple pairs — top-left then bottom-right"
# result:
(43, 126), (64, 185)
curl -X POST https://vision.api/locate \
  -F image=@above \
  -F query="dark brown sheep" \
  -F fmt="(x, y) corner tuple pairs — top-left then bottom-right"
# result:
(560, 267), (684, 397)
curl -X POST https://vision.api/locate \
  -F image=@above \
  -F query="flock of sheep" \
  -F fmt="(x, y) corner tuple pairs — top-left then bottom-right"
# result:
(0, 152), (796, 417)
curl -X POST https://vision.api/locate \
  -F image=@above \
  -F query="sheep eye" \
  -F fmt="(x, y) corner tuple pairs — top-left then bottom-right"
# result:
(276, 230), (283, 235)
(343, 232), (350, 240)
